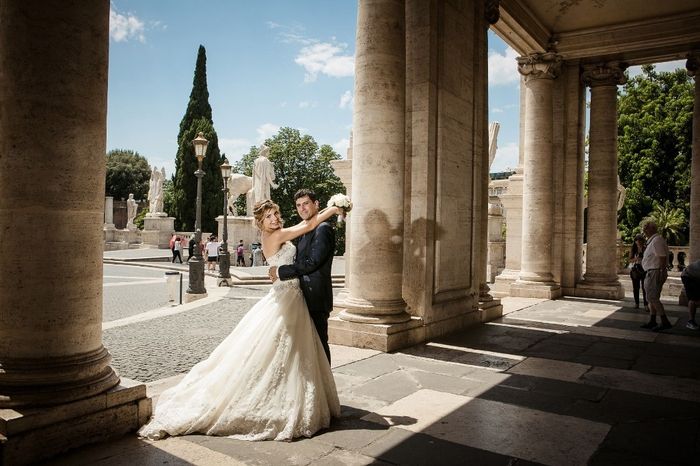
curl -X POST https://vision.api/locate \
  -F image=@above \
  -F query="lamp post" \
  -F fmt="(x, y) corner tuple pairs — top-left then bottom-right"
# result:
(186, 132), (208, 298)
(218, 160), (232, 286)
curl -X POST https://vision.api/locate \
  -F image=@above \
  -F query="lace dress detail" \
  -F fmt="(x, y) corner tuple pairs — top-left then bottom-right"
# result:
(139, 241), (340, 441)
(268, 242), (303, 293)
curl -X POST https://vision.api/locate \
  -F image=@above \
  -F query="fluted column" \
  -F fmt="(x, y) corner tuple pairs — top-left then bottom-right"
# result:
(511, 52), (562, 298)
(337, 0), (410, 324)
(0, 0), (119, 407)
(578, 62), (626, 299)
(688, 54), (700, 262)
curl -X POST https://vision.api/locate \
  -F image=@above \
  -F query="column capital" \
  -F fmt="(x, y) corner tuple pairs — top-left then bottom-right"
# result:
(485, 0), (500, 25)
(582, 62), (627, 87)
(686, 52), (700, 78)
(517, 52), (562, 82)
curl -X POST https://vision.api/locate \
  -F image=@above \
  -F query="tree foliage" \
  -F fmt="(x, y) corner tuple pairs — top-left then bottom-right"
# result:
(617, 65), (693, 244)
(171, 45), (224, 232)
(641, 201), (687, 246)
(232, 127), (347, 254)
(105, 149), (151, 200)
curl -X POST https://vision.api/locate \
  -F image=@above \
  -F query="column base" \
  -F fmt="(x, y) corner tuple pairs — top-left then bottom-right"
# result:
(335, 296), (412, 324)
(479, 298), (504, 322)
(0, 378), (150, 465)
(510, 280), (562, 299)
(217, 277), (234, 287)
(491, 269), (520, 297)
(184, 292), (208, 304)
(328, 316), (424, 352)
(573, 280), (624, 300)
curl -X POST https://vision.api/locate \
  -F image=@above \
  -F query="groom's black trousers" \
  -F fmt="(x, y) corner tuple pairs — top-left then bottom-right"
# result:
(311, 312), (331, 364)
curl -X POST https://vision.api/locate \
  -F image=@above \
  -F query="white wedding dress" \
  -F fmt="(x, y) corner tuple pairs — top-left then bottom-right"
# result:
(138, 242), (340, 441)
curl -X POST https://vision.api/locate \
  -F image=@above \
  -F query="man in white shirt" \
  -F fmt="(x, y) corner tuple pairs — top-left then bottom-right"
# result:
(640, 221), (671, 331)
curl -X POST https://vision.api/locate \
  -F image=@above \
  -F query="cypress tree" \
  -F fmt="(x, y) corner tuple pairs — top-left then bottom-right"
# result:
(172, 45), (224, 232)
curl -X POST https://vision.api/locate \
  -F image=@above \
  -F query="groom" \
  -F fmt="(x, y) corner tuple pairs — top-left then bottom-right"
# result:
(269, 189), (335, 363)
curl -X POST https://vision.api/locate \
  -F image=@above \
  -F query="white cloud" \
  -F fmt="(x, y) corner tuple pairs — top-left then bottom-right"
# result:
(339, 90), (353, 109)
(627, 59), (685, 77)
(110, 7), (145, 43)
(298, 101), (317, 109)
(488, 46), (519, 86)
(490, 142), (519, 172)
(332, 138), (350, 158)
(279, 101), (287, 108)
(219, 138), (252, 162)
(257, 123), (280, 143)
(295, 42), (355, 82)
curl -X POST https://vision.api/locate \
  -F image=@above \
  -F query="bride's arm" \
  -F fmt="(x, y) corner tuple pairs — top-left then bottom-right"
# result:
(273, 206), (341, 244)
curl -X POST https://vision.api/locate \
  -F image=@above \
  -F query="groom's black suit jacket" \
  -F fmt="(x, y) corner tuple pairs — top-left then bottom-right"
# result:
(278, 221), (335, 318)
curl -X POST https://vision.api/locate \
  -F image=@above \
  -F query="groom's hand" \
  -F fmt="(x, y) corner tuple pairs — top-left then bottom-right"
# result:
(268, 266), (278, 282)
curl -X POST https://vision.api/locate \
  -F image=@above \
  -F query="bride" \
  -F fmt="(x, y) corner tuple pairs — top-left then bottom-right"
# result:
(139, 199), (343, 441)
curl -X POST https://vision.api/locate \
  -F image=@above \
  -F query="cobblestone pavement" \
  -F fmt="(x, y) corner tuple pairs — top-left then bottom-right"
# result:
(103, 263), (269, 382)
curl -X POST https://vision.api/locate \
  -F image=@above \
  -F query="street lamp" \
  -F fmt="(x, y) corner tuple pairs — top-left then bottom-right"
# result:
(218, 160), (232, 286)
(186, 132), (208, 298)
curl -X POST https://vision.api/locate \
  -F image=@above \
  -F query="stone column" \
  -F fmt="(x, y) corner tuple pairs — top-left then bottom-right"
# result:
(688, 54), (700, 263)
(0, 1), (149, 462)
(478, 1), (503, 319)
(335, 0), (411, 327)
(576, 62), (626, 299)
(510, 52), (562, 298)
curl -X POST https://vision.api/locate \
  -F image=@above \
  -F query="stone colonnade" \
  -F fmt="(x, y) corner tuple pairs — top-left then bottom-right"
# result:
(0, 1), (149, 463)
(329, 0), (502, 351)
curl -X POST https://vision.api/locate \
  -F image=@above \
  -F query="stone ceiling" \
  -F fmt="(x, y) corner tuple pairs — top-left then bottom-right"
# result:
(494, 0), (700, 65)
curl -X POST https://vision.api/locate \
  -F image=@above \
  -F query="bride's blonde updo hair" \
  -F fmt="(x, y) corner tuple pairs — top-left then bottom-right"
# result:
(253, 199), (283, 231)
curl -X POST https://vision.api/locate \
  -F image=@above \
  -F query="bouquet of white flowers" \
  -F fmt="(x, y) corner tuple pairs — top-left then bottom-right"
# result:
(327, 193), (352, 224)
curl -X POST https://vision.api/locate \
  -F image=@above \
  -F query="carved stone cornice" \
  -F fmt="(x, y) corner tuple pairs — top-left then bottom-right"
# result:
(516, 52), (562, 81)
(485, 0), (500, 25)
(582, 62), (627, 87)
(687, 53), (700, 78)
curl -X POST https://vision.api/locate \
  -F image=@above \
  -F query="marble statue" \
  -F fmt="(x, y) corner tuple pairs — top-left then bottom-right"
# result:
(617, 174), (626, 211)
(252, 145), (278, 204)
(148, 167), (165, 214)
(126, 193), (137, 228)
(488, 121), (500, 169)
(228, 173), (253, 216)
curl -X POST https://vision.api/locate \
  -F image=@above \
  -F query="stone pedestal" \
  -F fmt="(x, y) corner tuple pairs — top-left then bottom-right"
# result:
(142, 216), (175, 249)
(0, 379), (151, 465)
(493, 174), (524, 296)
(216, 216), (258, 250)
(486, 203), (506, 282)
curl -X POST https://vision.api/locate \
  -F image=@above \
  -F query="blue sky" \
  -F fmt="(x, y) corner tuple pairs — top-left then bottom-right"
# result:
(107, 2), (683, 179)
(108, 1), (524, 178)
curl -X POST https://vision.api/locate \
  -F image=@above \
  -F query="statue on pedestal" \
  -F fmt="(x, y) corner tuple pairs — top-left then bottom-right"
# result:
(126, 193), (138, 229)
(148, 167), (166, 215)
(252, 145), (278, 205)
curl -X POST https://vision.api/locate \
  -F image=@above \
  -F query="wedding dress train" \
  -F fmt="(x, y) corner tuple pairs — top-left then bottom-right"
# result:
(139, 242), (340, 441)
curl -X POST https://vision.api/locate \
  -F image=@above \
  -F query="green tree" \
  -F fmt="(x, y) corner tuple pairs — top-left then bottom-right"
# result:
(105, 149), (151, 200)
(232, 127), (347, 253)
(172, 45), (224, 232)
(617, 65), (693, 243)
(641, 201), (687, 245)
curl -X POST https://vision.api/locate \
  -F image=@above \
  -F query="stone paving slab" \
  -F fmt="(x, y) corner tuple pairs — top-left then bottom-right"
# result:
(47, 294), (700, 465)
